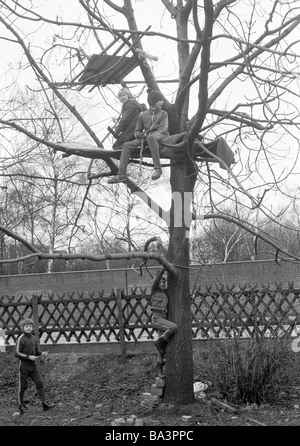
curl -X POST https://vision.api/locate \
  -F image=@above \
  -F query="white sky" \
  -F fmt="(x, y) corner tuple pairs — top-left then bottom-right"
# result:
(1, 0), (300, 217)
(0, 0), (179, 105)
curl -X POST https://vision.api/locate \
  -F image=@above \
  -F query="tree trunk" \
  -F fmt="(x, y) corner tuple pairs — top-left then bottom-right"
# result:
(163, 154), (196, 404)
(163, 225), (194, 403)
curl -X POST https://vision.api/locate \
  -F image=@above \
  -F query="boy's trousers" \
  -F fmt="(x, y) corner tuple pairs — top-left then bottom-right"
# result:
(18, 361), (46, 405)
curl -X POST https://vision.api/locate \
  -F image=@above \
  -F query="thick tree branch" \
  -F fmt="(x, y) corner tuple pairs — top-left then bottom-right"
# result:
(161, 0), (178, 18)
(0, 223), (177, 275)
(189, 0), (214, 137)
(0, 224), (40, 253)
(103, 0), (125, 15)
(214, 0), (238, 19)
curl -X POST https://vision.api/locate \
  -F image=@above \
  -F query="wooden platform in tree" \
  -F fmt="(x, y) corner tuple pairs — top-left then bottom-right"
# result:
(54, 133), (235, 169)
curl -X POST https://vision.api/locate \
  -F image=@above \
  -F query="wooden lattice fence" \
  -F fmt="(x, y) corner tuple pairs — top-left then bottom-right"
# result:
(191, 283), (300, 339)
(0, 288), (156, 347)
(1, 283), (300, 351)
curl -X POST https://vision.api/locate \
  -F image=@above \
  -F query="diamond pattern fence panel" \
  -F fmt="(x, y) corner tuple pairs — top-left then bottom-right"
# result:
(191, 283), (300, 339)
(0, 288), (156, 346)
(1, 283), (300, 348)
(0, 294), (35, 344)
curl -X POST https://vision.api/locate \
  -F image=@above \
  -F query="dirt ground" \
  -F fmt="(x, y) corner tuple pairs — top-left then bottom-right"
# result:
(1, 350), (300, 429)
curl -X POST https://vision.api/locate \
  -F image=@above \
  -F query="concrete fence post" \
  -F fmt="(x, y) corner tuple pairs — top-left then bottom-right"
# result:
(116, 288), (126, 362)
(32, 294), (40, 343)
(0, 327), (6, 352)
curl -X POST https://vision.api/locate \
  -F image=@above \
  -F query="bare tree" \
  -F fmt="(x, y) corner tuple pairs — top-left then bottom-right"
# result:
(1, 0), (300, 404)
(191, 208), (254, 262)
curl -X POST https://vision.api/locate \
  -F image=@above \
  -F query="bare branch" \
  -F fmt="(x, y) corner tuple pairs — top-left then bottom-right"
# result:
(189, 0), (214, 136)
(161, 0), (178, 18)
(103, 0), (125, 15)
(0, 16), (106, 150)
(0, 224), (40, 253)
(203, 213), (300, 263)
(0, 224), (177, 275)
(214, 0), (238, 19)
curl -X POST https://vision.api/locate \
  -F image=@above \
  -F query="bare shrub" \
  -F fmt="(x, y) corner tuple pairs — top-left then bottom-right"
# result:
(194, 310), (298, 405)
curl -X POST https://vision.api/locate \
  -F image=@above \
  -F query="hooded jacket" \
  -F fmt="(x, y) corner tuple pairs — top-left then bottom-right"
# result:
(150, 268), (168, 316)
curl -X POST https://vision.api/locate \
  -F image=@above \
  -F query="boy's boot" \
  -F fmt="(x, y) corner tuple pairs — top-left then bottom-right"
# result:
(18, 404), (27, 415)
(156, 361), (166, 378)
(42, 401), (55, 411)
(154, 337), (168, 355)
(151, 168), (162, 180)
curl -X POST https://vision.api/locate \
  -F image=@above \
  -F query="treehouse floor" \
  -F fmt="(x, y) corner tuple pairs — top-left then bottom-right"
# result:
(54, 134), (235, 170)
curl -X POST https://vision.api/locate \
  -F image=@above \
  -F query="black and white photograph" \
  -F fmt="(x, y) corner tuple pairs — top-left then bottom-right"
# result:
(1, 0), (300, 433)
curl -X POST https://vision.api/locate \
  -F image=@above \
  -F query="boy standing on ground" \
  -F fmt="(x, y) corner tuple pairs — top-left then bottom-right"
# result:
(108, 89), (169, 183)
(15, 318), (54, 414)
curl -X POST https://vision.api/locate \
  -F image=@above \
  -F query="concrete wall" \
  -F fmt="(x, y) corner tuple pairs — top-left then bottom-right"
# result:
(189, 258), (300, 291)
(0, 268), (158, 298)
(1, 258), (300, 299)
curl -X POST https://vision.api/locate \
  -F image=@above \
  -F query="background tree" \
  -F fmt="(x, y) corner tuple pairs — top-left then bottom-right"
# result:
(191, 207), (254, 262)
(1, 0), (300, 404)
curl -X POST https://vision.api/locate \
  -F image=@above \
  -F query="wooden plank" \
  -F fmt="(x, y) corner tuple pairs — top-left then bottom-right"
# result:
(55, 142), (157, 160)
(53, 136), (236, 170)
(54, 137), (216, 162)
(210, 398), (238, 413)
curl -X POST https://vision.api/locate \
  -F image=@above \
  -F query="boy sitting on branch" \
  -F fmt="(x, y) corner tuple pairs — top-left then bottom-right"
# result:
(108, 89), (169, 183)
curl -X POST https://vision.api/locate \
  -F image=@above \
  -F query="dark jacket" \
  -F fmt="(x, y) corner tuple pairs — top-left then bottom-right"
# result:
(150, 289), (168, 316)
(113, 99), (144, 149)
(15, 332), (42, 364)
(150, 268), (168, 316)
(134, 108), (169, 140)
